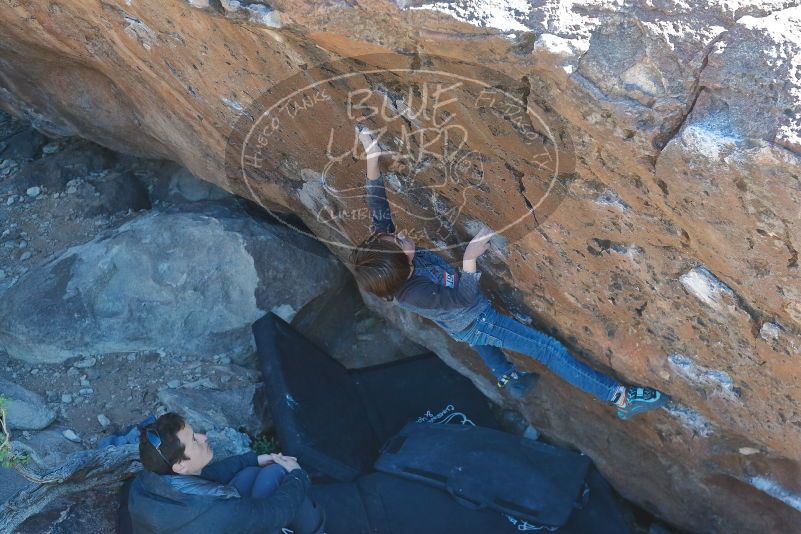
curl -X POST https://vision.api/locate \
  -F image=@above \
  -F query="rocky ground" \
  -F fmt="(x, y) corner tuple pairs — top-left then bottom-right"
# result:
(0, 112), (425, 533)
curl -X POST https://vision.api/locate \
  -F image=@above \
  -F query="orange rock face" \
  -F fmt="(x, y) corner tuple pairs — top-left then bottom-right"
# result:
(1, 1), (800, 531)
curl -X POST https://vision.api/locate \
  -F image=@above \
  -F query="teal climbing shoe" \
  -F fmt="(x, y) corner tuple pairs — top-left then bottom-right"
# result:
(616, 386), (668, 420)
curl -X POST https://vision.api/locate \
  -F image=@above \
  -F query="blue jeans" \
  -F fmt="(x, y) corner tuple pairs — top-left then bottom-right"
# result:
(231, 464), (286, 498)
(230, 465), (324, 533)
(449, 307), (620, 402)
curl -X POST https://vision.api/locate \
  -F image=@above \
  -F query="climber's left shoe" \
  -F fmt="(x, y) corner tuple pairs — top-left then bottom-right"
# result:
(616, 386), (668, 420)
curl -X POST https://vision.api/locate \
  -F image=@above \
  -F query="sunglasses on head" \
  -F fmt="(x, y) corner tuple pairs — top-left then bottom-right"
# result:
(145, 428), (171, 467)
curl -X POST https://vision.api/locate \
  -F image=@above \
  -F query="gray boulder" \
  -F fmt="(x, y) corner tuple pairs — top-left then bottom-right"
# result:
(0, 200), (347, 363)
(0, 378), (55, 430)
(158, 383), (264, 434)
(207, 427), (252, 460)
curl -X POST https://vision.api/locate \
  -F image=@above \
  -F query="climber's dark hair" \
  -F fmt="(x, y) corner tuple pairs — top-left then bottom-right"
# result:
(138, 412), (190, 474)
(351, 233), (411, 299)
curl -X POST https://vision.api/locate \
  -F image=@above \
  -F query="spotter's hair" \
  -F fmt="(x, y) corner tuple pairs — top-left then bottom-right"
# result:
(138, 412), (190, 474)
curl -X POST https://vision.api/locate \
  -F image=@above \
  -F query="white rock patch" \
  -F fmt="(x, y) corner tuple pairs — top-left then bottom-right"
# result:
(679, 266), (740, 314)
(668, 353), (737, 400)
(680, 123), (740, 161)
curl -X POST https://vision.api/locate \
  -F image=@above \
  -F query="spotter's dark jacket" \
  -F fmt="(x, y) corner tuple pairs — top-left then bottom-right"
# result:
(128, 452), (310, 534)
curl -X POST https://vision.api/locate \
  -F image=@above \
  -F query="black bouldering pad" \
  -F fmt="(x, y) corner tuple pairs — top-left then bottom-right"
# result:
(352, 352), (499, 444)
(254, 312), (378, 481)
(559, 466), (633, 534)
(311, 470), (635, 534)
(310, 472), (522, 534)
(253, 312), (498, 482)
(375, 422), (592, 528)
(307, 480), (374, 534)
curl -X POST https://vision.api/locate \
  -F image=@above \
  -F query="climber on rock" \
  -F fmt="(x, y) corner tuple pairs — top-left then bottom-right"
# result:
(127, 412), (326, 533)
(350, 123), (668, 419)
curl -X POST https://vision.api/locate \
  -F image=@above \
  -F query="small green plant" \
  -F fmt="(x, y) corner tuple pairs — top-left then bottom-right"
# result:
(0, 395), (27, 468)
(251, 430), (280, 455)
